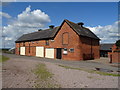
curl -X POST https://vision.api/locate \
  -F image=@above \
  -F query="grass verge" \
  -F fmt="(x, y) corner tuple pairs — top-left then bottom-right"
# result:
(0, 55), (9, 62)
(33, 63), (60, 88)
(34, 64), (53, 80)
(58, 64), (120, 77)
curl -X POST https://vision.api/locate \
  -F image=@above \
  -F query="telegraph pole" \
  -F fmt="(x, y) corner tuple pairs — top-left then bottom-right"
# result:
(2, 35), (6, 49)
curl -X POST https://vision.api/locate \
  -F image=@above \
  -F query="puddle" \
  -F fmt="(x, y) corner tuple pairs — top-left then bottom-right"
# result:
(95, 68), (113, 72)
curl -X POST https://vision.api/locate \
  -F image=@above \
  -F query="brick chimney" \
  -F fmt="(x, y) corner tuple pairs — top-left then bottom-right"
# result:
(38, 29), (42, 31)
(77, 22), (84, 27)
(49, 25), (54, 30)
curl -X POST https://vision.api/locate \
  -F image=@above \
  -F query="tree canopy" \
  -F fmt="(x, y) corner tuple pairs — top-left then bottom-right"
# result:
(115, 40), (120, 47)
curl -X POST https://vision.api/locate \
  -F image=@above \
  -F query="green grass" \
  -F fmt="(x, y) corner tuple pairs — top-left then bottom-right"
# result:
(33, 64), (53, 80)
(89, 70), (120, 77)
(58, 64), (120, 77)
(33, 63), (60, 88)
(0, 55), (9, 62)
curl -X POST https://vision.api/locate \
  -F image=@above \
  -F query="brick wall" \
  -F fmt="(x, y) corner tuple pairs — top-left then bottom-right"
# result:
(108, 44), (120, 63)
(80, 36), (100, 60)
(112, 52), (120, 63)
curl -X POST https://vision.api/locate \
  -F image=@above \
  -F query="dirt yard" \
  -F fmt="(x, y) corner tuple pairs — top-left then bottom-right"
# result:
(2, 54), (119, 88)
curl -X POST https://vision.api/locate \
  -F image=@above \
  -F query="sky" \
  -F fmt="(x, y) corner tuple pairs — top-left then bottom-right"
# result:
(1, 2), (119, 48)
(1, 0), (120, 2)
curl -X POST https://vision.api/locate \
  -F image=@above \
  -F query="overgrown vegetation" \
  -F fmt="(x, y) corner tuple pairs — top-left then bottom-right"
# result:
(33, 63), (60, 88)
(0, 55), (9, 62)
(58, 64), (120, 77)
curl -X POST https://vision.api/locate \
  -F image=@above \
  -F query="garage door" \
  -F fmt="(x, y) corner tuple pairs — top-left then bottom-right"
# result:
(20, 47), (25, 55)
(45, 48), (54, 58)
(36, 47), (44, 57)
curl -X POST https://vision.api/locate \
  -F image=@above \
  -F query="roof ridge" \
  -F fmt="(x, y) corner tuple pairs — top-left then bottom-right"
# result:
(23, 26), (60, 35)
(16, 19), (100, 42)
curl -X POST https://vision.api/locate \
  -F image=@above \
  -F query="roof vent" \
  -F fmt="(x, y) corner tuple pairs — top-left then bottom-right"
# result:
(38, 29), (42, 31)
(49, 25), (54, 30)
(77, 22), (84, 27)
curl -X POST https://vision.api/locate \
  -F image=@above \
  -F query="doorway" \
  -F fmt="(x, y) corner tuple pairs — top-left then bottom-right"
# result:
(56, 48), (62, 59)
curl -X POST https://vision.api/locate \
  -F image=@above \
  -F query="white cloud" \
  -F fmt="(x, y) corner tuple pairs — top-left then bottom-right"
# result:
(1, 5), (119, 48)
(16, 5), (50, 28)
(2, 5), (51, 48)
(87, 21), (119, 44)
(0, 12), (11, 18)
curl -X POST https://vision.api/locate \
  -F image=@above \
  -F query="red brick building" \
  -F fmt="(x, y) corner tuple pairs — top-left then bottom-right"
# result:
(108, 44), (120, 63)
(15, 19), (100, 61)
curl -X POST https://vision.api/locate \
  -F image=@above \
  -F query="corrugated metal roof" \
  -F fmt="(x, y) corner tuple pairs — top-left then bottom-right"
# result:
(15, 19), (100, 43)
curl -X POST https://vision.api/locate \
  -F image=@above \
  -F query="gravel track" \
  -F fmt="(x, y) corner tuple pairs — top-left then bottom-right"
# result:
(2, 58), (42, 88)
(46, 62), (118, 88)
(2, 54), (119, 88)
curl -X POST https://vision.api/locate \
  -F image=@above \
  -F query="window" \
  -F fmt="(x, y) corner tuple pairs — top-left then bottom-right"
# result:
(36, 41), (39, 44)
(46, 40), (49, 45)
(63, 48), (68, 55)
(23, 42), (25, 46)
(51, 39), (54, 42)
(69, 48), (74, 52)
(64, 48), (67, 51)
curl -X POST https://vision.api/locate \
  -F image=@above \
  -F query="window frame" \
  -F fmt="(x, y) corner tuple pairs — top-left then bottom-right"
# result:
(23, 42), (25, 46)
(46, 40), (49, 45)
(69, 48), (74, 52)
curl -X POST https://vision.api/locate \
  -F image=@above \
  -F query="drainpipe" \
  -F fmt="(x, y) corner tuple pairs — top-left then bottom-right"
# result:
(19, 43), (20, 55)
(91, 38), (93, 59)
(29, 42), (30, 56)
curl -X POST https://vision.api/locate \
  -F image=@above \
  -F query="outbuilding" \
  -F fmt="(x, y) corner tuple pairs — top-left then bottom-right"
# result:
(100, 44), (113, 57)
(108, 40), (120, 63)
(15, 19), (100, 61)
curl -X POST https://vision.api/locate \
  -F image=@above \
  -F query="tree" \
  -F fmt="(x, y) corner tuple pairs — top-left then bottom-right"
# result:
(115, 40), (120, 48)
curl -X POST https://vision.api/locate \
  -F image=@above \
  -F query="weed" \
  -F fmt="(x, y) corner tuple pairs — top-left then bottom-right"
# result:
(58, 64), (120, 77)
(33, 63), (60, 88)
(33, 64), (53, 80)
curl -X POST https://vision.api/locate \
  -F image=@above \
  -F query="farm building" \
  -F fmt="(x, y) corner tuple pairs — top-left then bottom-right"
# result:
(108, 40), (120, 63)
(15, 19), (100, 61)
(100, 44), (113, 57)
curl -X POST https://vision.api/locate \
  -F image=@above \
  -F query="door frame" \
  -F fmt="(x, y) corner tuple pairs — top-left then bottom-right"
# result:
(56, 48), (62, 59)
